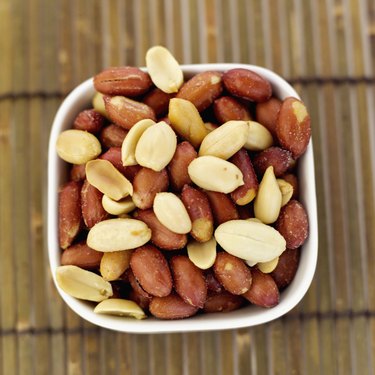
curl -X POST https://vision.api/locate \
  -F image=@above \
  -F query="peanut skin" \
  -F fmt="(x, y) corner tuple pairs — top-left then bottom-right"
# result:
(59, 181), (82, 249)
(181, 185), (214, 242)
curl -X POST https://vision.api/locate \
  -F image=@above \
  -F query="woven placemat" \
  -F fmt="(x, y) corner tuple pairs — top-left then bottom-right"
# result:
(0, 0), (374, 374)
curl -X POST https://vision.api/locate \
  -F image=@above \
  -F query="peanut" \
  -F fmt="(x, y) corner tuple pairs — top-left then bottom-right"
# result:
(56, 265), (113, 302)
(198, 120), (249, 160)
(56, 129), (101, 164)
(145, 45), (183, 93)
(188, 156), (244, 194)
(94, 298), (146, 319)
(86, 159), (133, 201)
(153, 192), (192, 234)
(135, 121), (177, 171)
(87, 218), (151, 252)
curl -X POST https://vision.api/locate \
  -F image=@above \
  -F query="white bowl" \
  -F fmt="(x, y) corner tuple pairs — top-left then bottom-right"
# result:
(48, 64), (318, 333)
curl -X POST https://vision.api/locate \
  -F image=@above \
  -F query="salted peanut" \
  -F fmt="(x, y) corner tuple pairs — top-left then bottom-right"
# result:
(92, 92), (108, 117)
(168, 142), (197, 191)
(70, 163), (86, 181)
(203, 291), (245, 313)
(187, 237), (217, 270)
(242, 268), (279, 308)
(87, 218), (151, 252)
(276, 97), (311, 158)
(94, 66), (152, 96)
(213, 252), (252, 295)
(104, 95), (156, 130)
(198, 120), (249, 159)
(145, 45), (183, 93)
(282, 173), (299, 199)
(214, 219), (286, 263)
(86, 159), (133, 201)
(254, 166), (282, 224)
(244, 121), (273, 151)
(170, 256), (207, 308)
(59, 181), (82, 249)
(257, 257), (279, 274)
(181, 185), (214, 242)
(56, 129), (101, 164)
(275, 200), (309, 249)
(100, 250), (132, 281)
(230, 149), (258, 205)
(132, 167), (169, 209)
(135, 121), (177, 171)
(255, 97), (282, 138)
(73, 109), (105, 134)
(213, 96), (252, 123)
(149, 294), (199, 319)
(61, 242), (103, 270)
(277, 179), (294, 206)
(130, 245), (173, 297)
(271, 248), (300, 289)
(143, 87), (174, 117)
(128, 270), (152, 310)
(81, 179), (108, 228)
(168, 98), (207, 148)
(135, 209), (187, 250)
(102, 195), (136, 215)
(204, 122), (219, 133)
(99, 124), (128, 148)
(153, 192), (192, 234)
(121, 119), (155, 166)
(205, 191), (239, 226)
(188, 156), (244, 194)
(94, 298), (146, 319)
(222, 68), (272, 102)
(205, 270), (223, 293)
(176, 71), (223, 112)
(253, 146), (295, 177)
(56, 265), (113, 302)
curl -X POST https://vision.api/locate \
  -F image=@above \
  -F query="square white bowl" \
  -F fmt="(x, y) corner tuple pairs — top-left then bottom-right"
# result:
(48, 64), (318, 333)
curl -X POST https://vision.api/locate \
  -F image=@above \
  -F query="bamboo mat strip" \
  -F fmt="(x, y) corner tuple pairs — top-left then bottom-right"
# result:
(0, 1), (375, 375)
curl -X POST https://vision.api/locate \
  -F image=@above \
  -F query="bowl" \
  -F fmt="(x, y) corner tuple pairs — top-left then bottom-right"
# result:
(48, 63), (318, 333)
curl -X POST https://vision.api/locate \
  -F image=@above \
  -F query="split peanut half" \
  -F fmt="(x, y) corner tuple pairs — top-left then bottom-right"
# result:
(86, 159), (133, 201)
(56, 265), (113, 302)
(145, 45), (184, 93)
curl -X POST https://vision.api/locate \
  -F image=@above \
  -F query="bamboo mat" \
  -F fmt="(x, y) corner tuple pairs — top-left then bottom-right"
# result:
(0, 0), (374, 374)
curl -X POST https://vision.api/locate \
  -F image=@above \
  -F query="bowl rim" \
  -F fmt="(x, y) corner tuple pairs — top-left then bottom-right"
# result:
(48, 63), (318, 334)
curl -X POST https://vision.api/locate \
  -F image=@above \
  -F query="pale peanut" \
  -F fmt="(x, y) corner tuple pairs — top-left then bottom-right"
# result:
(87, 218), (151, 252)
(244, 121), (273, 151)
(56, 129), (101, 164)
(145, 45), (183, 93)
(254, 166), (282, 224)
(187, 237), (217, 270)
(135, 121), (177, 171)
(94, 298), (146, 319)
(86, 159), (133, 201)
(214, 219), (286, 263)
(153, 192), (192, 234)
(56, 265), (113, 302)
(188, 156), (244, 194)
(101, 195), (136, 215)
(121, 119), (155, 166)
(168, 98), (207, 148)
(100, 250), (132, 281)
(198, 120), (249, 159)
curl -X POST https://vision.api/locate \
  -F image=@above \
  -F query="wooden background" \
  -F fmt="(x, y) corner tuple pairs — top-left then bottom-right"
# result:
(0, 0), (375, 374)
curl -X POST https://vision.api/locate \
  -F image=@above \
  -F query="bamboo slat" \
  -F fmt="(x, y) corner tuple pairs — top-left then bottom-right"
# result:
(1, 1), (375, 375)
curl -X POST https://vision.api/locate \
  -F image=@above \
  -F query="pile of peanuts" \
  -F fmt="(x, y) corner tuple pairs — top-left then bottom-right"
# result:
(55, 46), (310, 320)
